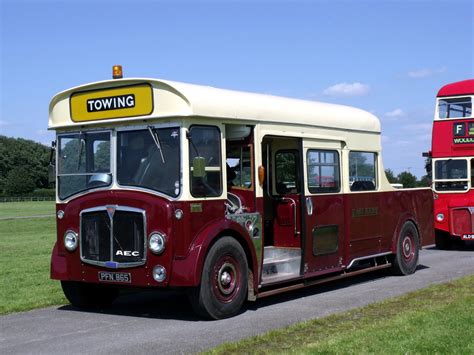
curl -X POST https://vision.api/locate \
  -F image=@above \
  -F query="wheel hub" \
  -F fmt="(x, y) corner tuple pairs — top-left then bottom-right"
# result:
(217, 262), (237, 295)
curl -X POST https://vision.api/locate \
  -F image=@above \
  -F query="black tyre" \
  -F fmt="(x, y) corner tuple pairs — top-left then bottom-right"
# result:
(188, 237), (248, 320)
(61, 281), (118, 309)
(435, 230), (452, 250)
(390, 221), (419, 276)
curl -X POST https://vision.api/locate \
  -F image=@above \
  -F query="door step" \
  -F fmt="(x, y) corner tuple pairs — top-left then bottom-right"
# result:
(261, 246), (301, 285)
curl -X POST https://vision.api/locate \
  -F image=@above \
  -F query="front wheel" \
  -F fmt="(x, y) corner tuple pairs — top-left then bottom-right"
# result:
(390, 221), (419, 276)
(188, 237), (248, 319)
(61, 281), (118, 309)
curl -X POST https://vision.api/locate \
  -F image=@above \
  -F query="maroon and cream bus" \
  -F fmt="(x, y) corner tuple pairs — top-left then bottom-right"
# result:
(49, 67), (433, 319)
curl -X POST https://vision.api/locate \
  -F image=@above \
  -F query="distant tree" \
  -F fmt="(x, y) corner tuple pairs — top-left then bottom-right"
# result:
(384, 169), (398, 183)
(417, 175), (431, 187)
(0, 135), (51, 194)
(4, 167), (36, 195)
(397, 171), (417, 188)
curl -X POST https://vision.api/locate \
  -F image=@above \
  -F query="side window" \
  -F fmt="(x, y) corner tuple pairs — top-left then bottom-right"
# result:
(349, 152), (377, 191)
(307, 150), (340, 193)
(275, 150), (299, 194)
(189, 125), (222, 197)
(226, 145), (253, 189)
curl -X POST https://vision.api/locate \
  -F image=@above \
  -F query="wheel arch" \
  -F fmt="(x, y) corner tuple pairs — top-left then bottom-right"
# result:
(169, 219), (258, 289)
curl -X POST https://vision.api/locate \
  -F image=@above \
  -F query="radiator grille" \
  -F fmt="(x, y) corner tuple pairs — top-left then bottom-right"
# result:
(80, 206), (146, 268)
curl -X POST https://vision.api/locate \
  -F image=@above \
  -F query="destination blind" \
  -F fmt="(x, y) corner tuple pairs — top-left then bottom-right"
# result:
(70, 83), (153, 122)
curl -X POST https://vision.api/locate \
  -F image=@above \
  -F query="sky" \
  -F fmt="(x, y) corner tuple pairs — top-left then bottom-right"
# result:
(1, 0), (473, 178)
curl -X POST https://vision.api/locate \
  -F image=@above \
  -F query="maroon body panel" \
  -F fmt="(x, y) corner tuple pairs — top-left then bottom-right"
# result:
(51, 190), (259, 290)
(51, 187), (433, 293)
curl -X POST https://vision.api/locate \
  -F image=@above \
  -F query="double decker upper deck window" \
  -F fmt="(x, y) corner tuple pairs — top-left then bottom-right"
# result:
(438, 97), (472, 119)
(189, 126), (222, 197)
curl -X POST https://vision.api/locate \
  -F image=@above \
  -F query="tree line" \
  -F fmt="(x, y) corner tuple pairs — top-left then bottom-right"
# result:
(0, 135), (52, 195)
(384, 168), (430, 188)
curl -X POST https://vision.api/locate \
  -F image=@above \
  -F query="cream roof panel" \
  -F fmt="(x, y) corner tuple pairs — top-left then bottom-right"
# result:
(49, 78), (380, 133)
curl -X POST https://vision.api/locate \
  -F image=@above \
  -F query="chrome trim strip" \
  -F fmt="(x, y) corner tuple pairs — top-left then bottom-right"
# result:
(79, 205), (147, 269)
(345, 251), (392, 269)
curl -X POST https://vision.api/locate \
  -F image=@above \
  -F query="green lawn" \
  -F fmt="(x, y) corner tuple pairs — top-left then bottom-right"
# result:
(0, 201), (56, 218)
(208, 274), (474, 354)
(0, 201), (65, 314)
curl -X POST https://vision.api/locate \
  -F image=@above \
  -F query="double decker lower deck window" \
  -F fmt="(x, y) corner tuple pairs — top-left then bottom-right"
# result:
(434, 159), (468, 191)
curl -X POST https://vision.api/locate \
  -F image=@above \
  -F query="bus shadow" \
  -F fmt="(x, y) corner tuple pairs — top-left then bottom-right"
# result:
(245, 266), (428, 312)
(58, 265), (429, 321)
(425, 241), (474, 252)
(57, 289), (201, 321)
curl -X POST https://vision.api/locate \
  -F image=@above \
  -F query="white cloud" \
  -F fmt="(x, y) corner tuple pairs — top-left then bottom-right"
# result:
(408, 66), (447, 78)
(0, 120), (9, 127)
(323, 82), (370, 97)
(384, 108), (405, 118)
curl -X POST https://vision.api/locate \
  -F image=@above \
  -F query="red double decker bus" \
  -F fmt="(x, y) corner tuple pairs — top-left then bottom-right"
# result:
(429, 79), (474, 248)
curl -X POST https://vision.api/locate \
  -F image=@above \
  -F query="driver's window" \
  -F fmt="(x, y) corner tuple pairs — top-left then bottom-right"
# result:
(189, 125), (222, 197)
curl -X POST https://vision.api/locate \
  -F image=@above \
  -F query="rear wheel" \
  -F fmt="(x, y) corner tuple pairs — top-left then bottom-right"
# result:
(390, 221), (419, 276)
(188, 237), (248, 319)
(435, 230), (452, 250)
(61, 281), (118, 309)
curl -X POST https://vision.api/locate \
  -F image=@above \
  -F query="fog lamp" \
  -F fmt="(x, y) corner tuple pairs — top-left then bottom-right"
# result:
(436, 213), (445, 222)
(153, 265), (166, 282)
(64, 230), (78, 251)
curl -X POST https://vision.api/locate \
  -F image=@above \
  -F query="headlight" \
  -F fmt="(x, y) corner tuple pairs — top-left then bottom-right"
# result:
(64, 230), (78, 252)
(149, 232), (166, 254)
(436, 213), (445, 222)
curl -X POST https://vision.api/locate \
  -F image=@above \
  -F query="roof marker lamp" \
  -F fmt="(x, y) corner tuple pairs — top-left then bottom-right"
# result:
(112, 65), (123, 79)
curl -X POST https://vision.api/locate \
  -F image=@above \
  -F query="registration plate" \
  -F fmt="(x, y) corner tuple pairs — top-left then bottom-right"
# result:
(98, 271), (131, 283)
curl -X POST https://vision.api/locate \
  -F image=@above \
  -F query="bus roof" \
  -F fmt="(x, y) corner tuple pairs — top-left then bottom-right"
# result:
(49, 78), (380, 133)
(437, 79), (474, 97)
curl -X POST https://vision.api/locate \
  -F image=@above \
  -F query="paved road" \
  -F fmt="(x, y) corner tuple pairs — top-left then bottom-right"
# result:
(1, 245), (473, 354)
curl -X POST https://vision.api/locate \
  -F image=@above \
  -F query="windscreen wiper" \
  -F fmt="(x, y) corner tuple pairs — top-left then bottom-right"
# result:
(148, 126), (165, 163)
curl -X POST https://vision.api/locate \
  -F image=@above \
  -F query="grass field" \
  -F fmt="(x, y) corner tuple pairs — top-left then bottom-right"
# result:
(208, 274), (474, 354)
(0, 201), (65, 314)
(0, 201), (56, 219)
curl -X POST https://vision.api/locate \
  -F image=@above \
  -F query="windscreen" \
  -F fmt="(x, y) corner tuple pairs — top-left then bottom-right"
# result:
(58, 131), (111, 199)
(434, 159), (468, 191)
(117, 127), (181, 197)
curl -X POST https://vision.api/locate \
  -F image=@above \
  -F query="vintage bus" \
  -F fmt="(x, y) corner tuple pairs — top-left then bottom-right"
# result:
(429, 79), (474, 249)
(49, 67), (433, 319)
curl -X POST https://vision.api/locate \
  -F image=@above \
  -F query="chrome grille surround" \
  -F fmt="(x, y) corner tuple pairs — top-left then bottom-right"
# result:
(80, 205), (147, 269)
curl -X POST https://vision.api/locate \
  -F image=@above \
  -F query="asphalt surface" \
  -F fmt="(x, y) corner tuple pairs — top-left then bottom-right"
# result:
(1, 245), (473, 354)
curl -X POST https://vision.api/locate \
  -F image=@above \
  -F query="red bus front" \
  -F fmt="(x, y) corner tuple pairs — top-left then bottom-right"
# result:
(431, 79), (474, 248)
